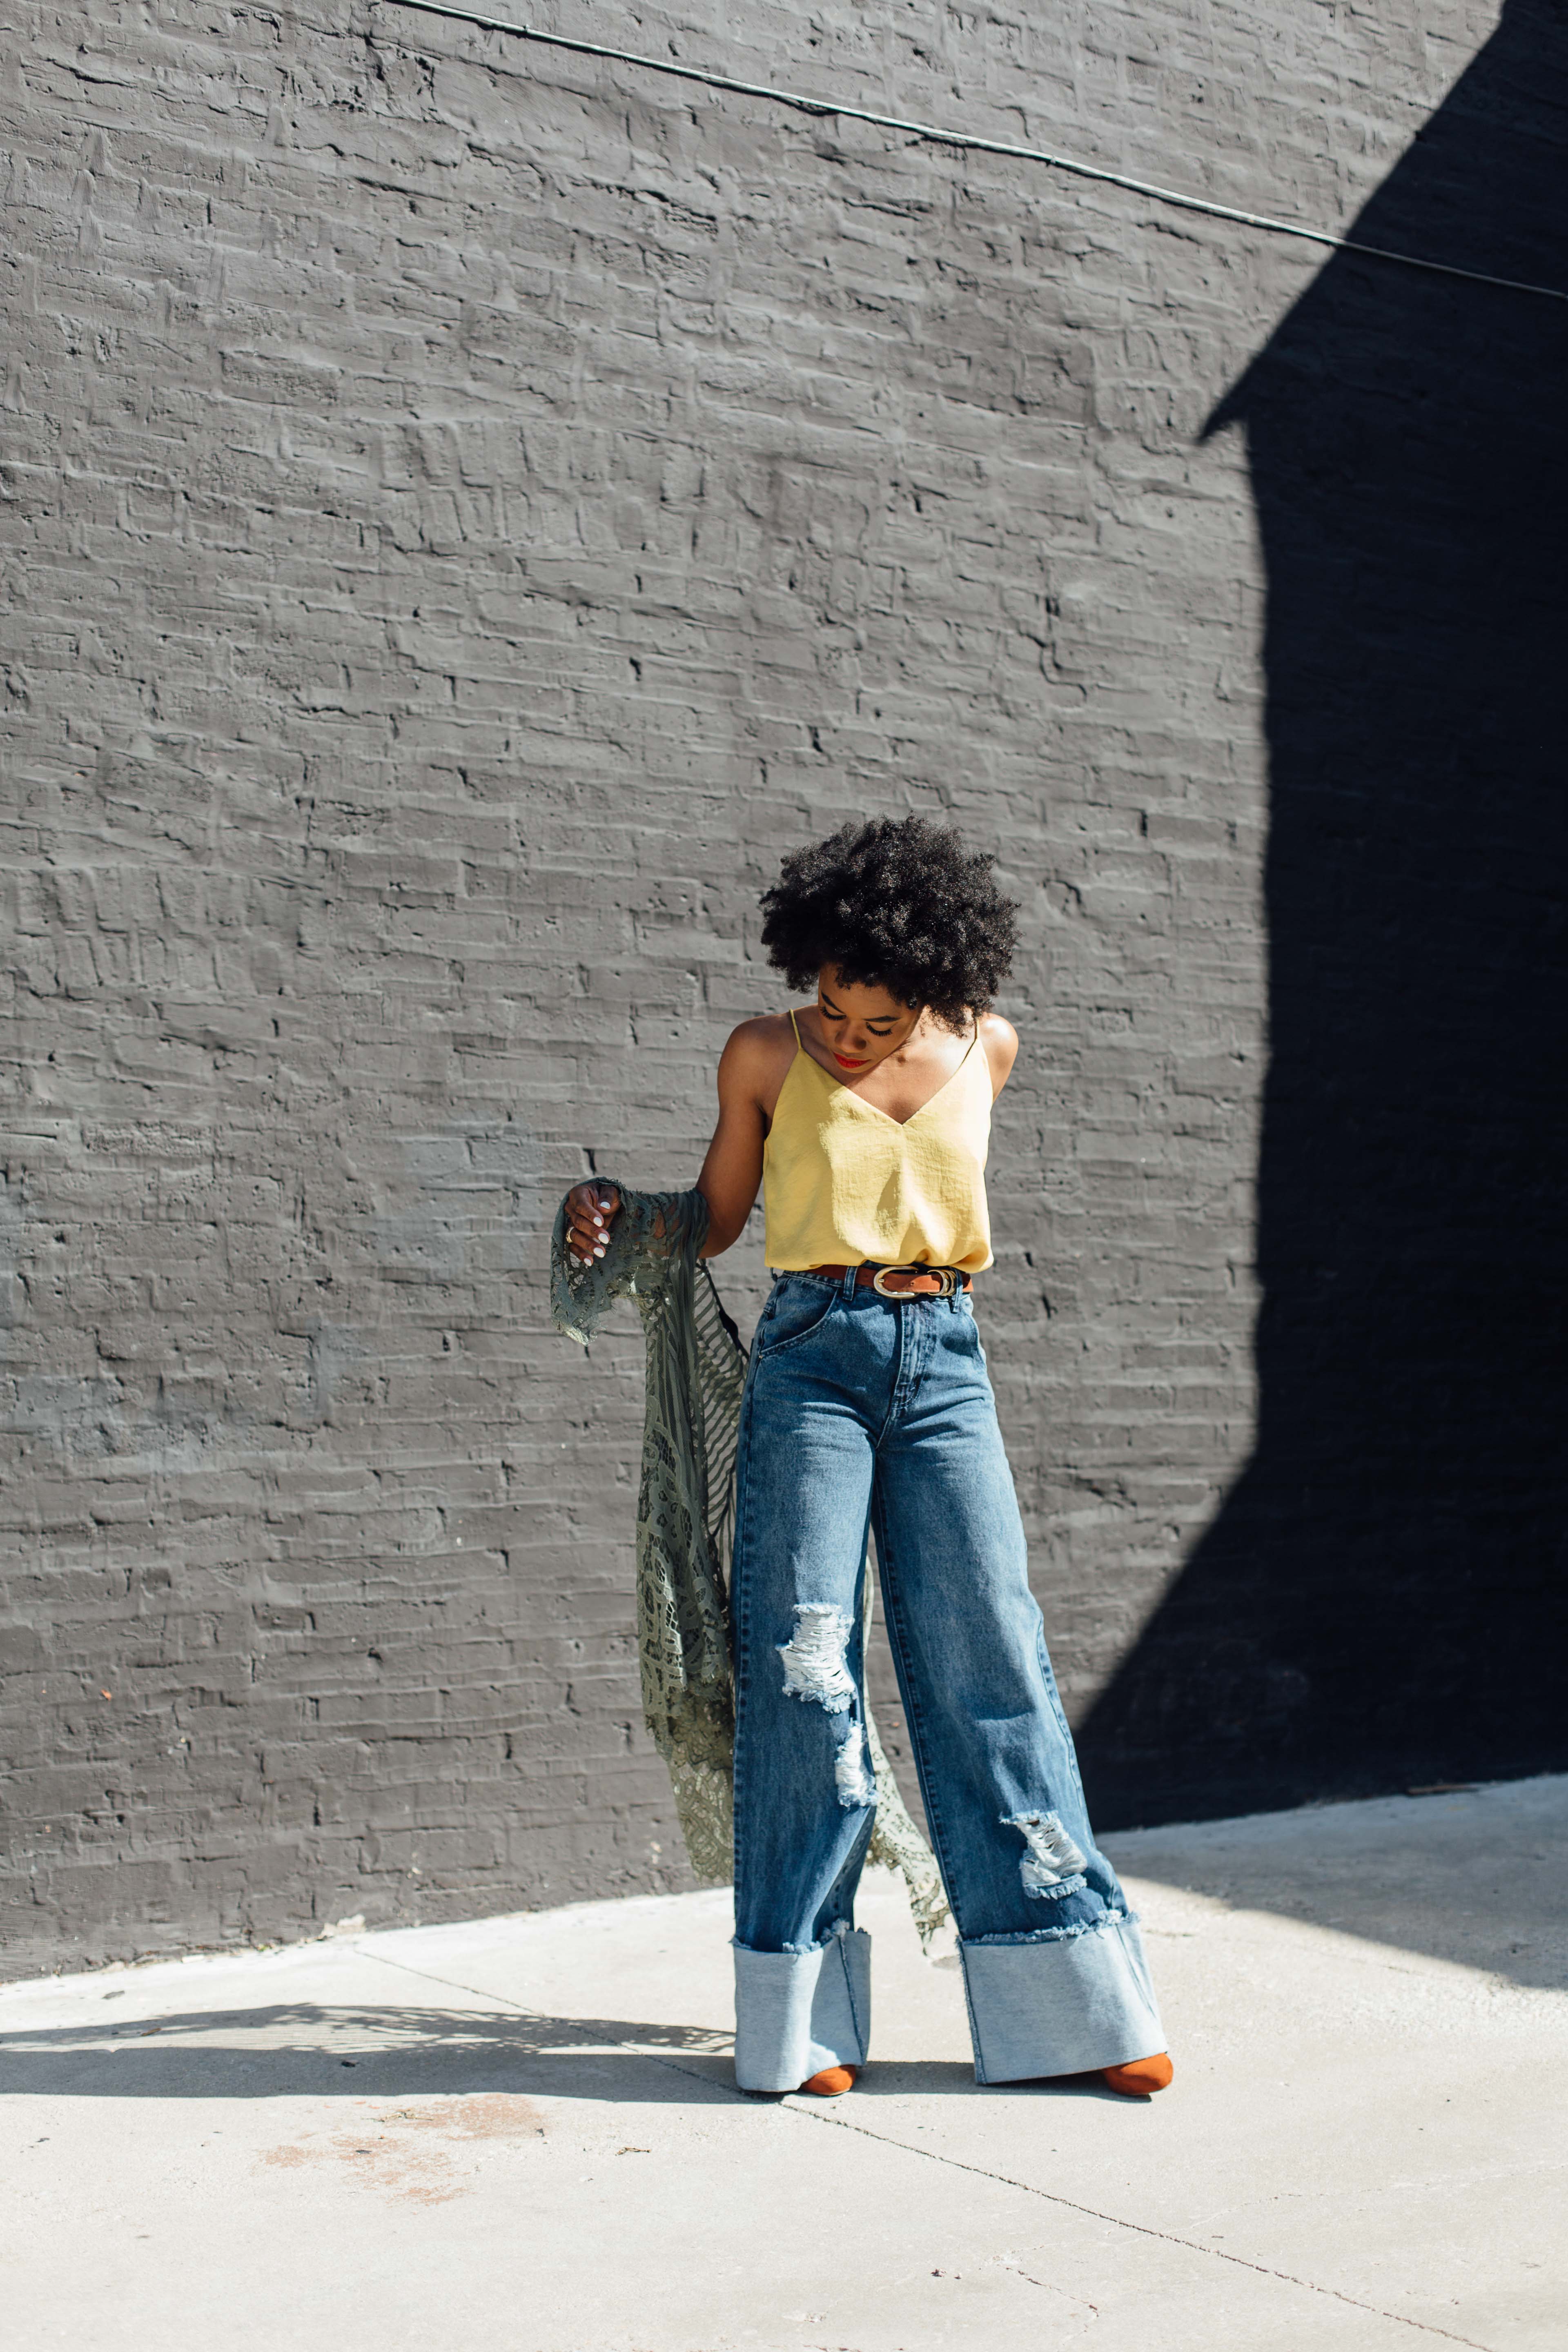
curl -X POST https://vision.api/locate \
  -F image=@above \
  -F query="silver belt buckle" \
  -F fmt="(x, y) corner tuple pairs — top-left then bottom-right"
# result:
(872, 1264), (956, 1297)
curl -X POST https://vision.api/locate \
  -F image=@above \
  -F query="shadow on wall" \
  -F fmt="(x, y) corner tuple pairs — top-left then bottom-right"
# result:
(1080, 0), (1568, 1828)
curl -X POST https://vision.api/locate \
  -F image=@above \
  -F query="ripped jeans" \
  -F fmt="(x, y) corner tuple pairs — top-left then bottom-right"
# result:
(730, 1269), (1164, 2091)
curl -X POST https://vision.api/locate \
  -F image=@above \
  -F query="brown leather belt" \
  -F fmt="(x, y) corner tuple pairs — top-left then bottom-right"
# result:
(808, 1262), (971, 1298)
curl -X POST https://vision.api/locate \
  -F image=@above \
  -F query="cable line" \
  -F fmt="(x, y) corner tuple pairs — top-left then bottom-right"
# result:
(377, 0), (1566, 306)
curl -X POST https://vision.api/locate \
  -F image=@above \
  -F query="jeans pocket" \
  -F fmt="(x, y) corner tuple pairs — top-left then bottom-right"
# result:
(755, 1277), (839, 1359)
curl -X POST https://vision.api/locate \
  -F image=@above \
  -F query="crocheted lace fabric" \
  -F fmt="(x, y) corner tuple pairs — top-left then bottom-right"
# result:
(550, 1185), (950, 1947)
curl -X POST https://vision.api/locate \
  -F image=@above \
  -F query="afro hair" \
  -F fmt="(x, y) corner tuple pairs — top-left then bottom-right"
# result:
(759, 817), (1018, 1031)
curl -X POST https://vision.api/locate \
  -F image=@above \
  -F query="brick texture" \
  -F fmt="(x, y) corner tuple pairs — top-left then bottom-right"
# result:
(1, 0), (1558, 1976)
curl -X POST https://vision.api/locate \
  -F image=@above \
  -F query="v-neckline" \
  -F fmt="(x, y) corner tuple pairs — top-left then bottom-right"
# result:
(795, 1020), (980, 1131)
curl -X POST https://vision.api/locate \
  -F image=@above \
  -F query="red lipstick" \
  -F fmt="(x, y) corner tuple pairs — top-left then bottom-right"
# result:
(834, 1052), (866, 1069)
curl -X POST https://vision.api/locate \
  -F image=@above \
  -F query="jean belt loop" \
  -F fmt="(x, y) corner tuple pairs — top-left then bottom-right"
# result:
(841, 1263), (860, 1299)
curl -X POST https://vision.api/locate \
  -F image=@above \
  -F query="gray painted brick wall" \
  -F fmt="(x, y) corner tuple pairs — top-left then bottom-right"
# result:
(0, 0), (1519, 1974)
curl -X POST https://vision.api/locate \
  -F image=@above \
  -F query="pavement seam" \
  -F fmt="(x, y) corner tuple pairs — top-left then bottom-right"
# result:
(771, 2096), (1501, 2352)
(336, 1947), (739, 2068)
(318, 1946), (1502, 2351)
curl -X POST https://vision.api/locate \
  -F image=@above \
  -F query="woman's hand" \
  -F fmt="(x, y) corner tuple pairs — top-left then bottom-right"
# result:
(565, 1181), (621, 1264)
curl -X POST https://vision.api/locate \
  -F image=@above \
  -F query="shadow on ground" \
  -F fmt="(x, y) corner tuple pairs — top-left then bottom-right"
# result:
(0, 2003), (739, 2103)
(0, 2012), (1160, 2104)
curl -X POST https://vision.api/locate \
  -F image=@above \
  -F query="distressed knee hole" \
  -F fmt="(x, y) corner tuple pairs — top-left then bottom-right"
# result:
(1004, 1809), (1087, 1897)
(777, 1604), (857, 1713)
(777, 1606), (871, 1810)
(833, 1719), (875, 1811)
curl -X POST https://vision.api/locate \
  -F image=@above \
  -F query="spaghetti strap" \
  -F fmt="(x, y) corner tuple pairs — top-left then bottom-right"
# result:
(789, 1007), (802, 1046)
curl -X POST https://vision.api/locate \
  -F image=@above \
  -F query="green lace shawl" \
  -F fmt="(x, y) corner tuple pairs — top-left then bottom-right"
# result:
(550, 1185), (949, 1947)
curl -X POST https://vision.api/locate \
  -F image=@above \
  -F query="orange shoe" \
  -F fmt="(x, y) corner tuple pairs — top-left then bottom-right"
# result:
(799, 2065), (860, 2096)
(1102, 2053), (1174, 2097)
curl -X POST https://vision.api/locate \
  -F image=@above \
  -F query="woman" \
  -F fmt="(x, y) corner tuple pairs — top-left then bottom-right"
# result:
(566, 817), (1172, 2100)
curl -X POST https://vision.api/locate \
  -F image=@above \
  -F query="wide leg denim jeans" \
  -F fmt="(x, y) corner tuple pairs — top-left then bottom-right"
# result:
(731, 1270), (1164, 2092)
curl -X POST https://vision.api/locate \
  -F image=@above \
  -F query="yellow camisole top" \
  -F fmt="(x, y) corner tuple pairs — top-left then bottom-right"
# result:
(762, 1011), (994, 1273)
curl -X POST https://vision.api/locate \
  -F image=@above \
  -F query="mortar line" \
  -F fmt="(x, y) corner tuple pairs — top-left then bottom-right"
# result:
(346, 1947), (1498, 2349)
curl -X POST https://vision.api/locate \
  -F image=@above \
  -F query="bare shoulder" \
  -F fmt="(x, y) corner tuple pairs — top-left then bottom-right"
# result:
(977, 1009), (1020, 1096)
(717, 1009), (799, 1100)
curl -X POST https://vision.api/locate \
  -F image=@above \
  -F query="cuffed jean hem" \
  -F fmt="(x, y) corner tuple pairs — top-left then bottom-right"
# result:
(960, 1912), (1165, 2084)
(732, 1926), (872, 2092)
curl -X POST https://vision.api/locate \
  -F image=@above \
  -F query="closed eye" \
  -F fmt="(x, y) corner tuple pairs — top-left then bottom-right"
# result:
(820, 997), (896, 1034)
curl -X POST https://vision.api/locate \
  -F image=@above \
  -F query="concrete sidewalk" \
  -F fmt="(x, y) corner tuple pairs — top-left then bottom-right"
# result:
(3, 1777), (1564, 2351)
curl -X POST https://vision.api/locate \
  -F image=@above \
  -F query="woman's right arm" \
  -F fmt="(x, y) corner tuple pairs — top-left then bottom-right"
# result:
(564, 1017), (784, 1265)
(693, 1020), (777, 1258)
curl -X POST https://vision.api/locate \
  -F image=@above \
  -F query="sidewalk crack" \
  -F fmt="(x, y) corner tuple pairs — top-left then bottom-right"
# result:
(768, 2098), (1501, 2352)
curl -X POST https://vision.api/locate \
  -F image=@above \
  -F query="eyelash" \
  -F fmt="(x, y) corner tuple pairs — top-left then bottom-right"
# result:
(823, 1005), (893, 1035)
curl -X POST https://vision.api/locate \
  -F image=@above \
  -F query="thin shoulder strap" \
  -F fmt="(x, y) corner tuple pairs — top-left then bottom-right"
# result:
(954, 1017), (980, 1067)
(788, 1007), (802, 1046)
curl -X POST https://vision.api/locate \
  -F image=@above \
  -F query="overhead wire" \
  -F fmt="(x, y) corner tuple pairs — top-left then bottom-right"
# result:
(376, 0), (1567, 306)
